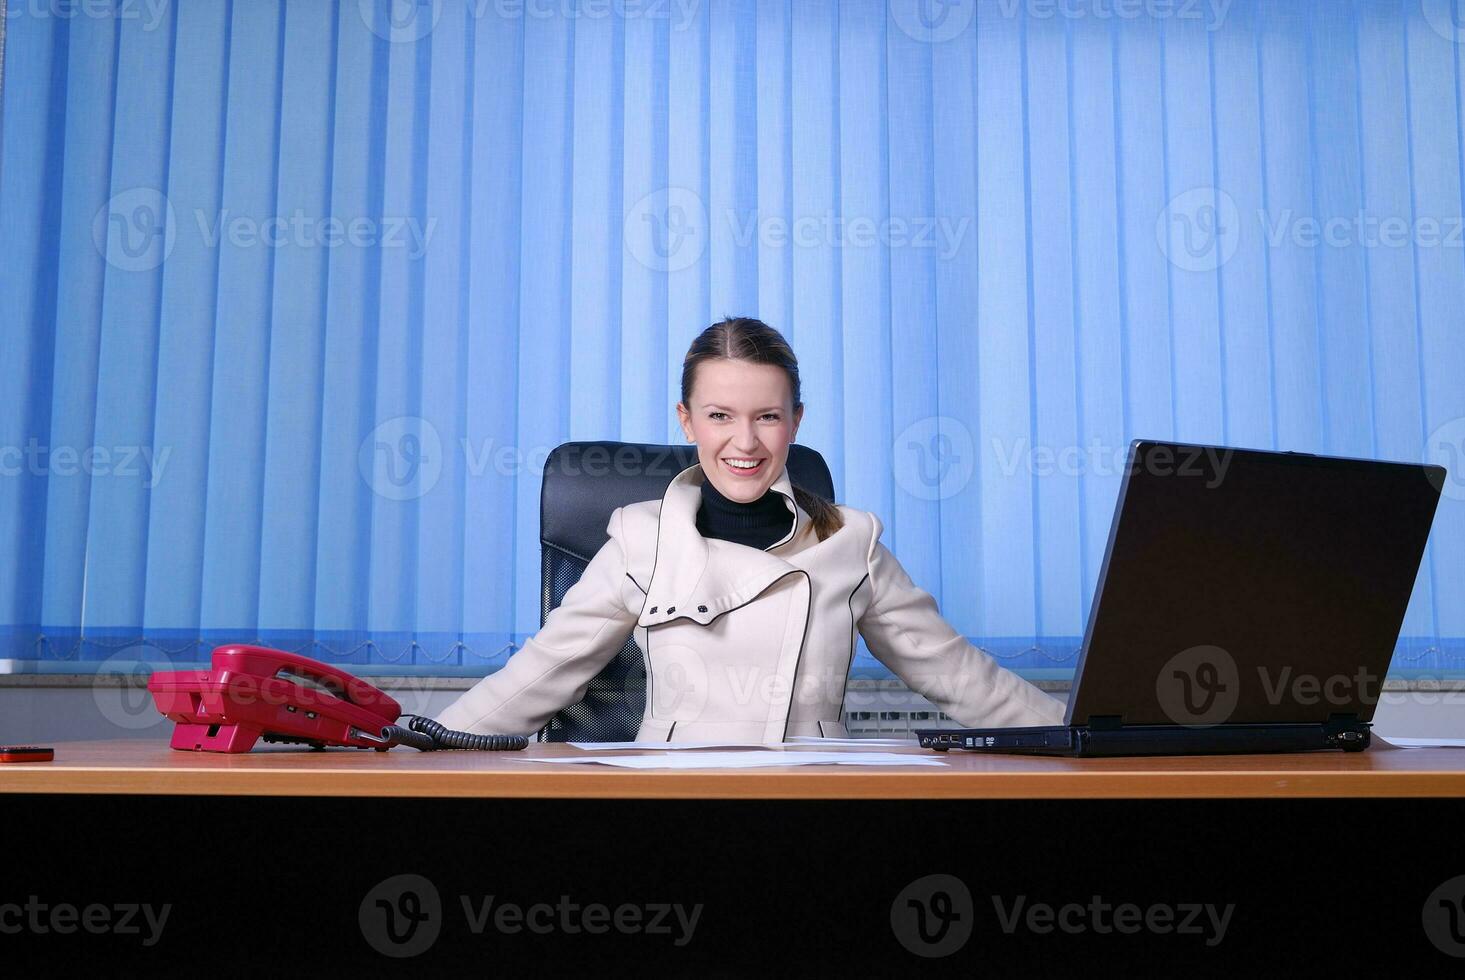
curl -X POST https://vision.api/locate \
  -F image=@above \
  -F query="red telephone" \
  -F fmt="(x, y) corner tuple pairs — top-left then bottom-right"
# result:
(148, 645), (525, 753)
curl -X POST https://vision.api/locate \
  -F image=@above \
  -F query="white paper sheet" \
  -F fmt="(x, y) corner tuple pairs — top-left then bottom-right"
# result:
(519, 750), (949, 769)
(566, 741), (769, 751)
(567, 737), (919, 750)
(785, 736), (918, 747)
(1374, 736), (1465, 748)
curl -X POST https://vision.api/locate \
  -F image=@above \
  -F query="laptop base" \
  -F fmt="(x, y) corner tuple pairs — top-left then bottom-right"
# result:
(915, 721), (1371, 758)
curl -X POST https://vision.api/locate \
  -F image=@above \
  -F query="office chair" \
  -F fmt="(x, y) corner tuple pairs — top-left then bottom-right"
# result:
(535, 440), (837, 741)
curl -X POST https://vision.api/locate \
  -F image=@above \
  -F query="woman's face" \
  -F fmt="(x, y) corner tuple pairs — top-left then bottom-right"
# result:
(677, 358), (804, 503)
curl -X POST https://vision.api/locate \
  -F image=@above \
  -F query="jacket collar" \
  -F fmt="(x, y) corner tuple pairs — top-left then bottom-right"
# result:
(637, 460), (811, 629)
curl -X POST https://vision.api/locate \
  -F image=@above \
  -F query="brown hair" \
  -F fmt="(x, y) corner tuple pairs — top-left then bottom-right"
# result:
(680, 317), (845, 541)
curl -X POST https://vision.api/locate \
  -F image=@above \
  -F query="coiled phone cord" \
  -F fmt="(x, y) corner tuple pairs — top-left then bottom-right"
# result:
(378, 715), (529, 752)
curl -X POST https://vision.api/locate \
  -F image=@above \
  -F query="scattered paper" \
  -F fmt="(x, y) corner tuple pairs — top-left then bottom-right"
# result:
(1374, 736), (1465, 749)
(519, 750), (949, 769)
(568, 737), (919, 750)
(566, 741), (768, 751)
(785, 736), (918, 747)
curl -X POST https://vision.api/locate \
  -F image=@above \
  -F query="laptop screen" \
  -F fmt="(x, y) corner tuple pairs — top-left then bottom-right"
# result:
(1066, 441), (1445, 727)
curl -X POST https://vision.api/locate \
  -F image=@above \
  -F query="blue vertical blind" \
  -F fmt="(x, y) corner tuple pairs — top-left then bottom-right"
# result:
(0, 0), (1461, 673)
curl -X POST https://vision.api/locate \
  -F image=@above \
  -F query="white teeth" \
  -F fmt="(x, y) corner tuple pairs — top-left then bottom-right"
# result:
(725, 459), (761, 469)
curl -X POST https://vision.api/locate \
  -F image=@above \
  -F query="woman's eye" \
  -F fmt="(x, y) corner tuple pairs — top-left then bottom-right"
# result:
(709, 412), (727, 421)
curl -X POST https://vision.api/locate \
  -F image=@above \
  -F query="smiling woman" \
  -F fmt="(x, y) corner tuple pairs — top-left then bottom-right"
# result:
(434, 317), (1067, 743)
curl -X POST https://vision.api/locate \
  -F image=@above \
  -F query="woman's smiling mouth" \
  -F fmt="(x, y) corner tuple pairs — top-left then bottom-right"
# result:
(721, 457), (766, 476)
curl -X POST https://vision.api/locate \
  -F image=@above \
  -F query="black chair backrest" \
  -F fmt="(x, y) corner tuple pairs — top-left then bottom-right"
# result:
(537, 441), (836, 741)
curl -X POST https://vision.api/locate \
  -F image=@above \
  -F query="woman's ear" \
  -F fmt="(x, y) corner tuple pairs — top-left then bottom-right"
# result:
(676, 402), (695, 442)
(791, 403), (804, 442)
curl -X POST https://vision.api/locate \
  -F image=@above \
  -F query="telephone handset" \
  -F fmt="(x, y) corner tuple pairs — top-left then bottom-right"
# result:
(148, 645), (526, 753)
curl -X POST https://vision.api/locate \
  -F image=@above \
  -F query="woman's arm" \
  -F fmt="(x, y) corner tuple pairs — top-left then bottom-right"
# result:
(435, 507), (639, 735)
(856, 515), (1067, 728)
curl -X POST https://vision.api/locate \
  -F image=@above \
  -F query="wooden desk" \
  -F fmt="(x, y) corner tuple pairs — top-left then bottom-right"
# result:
(8, 741), (1465, 971)
(4, 739), (1465, 798)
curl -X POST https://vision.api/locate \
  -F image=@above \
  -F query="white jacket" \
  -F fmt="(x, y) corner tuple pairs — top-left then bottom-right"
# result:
(436, 461), (1066, 742)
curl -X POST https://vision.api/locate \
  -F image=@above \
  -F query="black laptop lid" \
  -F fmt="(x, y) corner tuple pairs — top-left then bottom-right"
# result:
(1066, 441), (1445, 727)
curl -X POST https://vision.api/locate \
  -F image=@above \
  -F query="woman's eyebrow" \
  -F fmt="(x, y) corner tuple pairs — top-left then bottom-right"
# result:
(704, 404), (783, 412)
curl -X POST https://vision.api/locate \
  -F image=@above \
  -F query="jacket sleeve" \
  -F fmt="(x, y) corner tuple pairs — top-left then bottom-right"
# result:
(434, 506), (639, 735)
(856, 513), (1067, 728)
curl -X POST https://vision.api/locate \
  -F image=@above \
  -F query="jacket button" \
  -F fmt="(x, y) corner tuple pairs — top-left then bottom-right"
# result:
(648, 606), (657, 614)
(698, 605), (707, 613)
(666, 606), (676, 614)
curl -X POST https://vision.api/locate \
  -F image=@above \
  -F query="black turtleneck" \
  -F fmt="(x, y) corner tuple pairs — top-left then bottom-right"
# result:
(696, 475), (795, 550)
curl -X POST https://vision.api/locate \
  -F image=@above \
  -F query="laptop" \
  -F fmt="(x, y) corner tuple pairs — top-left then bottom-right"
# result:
(916, 440), (1447, 757)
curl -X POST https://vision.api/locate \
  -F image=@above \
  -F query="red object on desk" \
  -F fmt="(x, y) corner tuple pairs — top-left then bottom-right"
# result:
(0, 746), (54, 763)
(147, 645), (403, 753)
